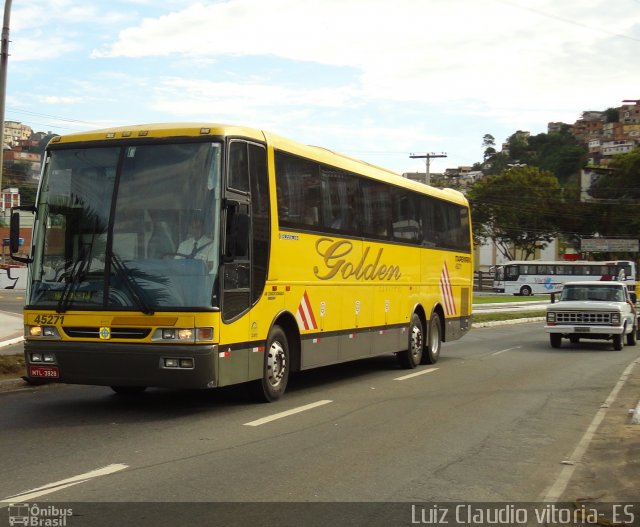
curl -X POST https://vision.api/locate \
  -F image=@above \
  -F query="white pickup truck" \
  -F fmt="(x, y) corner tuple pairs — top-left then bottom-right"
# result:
(545, 281), (638, 350)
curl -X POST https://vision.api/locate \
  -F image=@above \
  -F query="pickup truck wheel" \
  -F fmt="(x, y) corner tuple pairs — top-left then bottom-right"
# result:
(627, 326), (637, 346)
(550, 334), (562, 348)
(612, 332), (624, 351)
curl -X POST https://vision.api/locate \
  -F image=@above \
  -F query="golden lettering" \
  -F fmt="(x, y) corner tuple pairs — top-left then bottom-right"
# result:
(313, 238), (401, 281)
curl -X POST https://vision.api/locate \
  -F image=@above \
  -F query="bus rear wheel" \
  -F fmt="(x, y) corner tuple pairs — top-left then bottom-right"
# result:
(421, 312), (442, 365)
(251, 325), (290, 402)
(520, 286), (532, 296)
(398, 313), (423, 369)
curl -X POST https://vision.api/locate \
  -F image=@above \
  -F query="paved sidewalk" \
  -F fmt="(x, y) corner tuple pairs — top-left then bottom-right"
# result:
(555, 355), (640, 518)
(0, 309), (23, 355)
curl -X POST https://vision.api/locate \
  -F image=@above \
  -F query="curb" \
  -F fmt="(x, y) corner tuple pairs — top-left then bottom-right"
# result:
(0, 335), (24, 349)
(472, 316), (545, 328)
(0, 377), (29, 393)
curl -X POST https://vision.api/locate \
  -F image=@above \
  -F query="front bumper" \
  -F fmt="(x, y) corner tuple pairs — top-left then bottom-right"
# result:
(24, 340), (218, 389)
(544, 325), (625, 335)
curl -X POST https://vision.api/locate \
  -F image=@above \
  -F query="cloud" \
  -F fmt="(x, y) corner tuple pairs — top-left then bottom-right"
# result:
(7, 0), (640, 172)
(89, 0), (640, 115)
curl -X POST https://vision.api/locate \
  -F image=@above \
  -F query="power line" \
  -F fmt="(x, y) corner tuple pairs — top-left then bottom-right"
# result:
(6, 107), (96, 125)
(409, 152), (447, 185)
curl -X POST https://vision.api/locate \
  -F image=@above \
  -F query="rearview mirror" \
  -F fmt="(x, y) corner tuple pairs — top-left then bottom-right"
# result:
(9, 206), (35, 264)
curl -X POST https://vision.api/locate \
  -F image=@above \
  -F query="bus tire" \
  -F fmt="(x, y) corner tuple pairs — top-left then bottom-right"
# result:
(520, 286), (532, 296)
(550, 334), (562, 348)
(422, 312), (442, 365)
(398, 313), (424, 369)
(111, 386), (147, 395)
(251, 325), (290, 402)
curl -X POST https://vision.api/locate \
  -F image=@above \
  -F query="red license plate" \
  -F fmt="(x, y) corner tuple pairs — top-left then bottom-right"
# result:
(29, 365), (60, 379)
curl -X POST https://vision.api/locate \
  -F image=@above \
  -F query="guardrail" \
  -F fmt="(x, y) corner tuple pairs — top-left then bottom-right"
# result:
(474, 271), (494, 292)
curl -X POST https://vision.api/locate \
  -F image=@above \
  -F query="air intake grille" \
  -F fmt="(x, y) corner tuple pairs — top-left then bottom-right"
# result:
(63, 327), (151, 339)
(555, 312), (611, 324)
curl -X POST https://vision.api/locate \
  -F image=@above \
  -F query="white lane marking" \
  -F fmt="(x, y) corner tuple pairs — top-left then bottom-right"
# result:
(244, 400), (333, 427)
(0, 463), (129, 504)
(540, 358), (639, 502)
(491, 346), (521, 356)
(394, 367), (438, 381)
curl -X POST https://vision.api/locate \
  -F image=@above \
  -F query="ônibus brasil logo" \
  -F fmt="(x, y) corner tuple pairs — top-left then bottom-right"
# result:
(7, 504), (73, 527)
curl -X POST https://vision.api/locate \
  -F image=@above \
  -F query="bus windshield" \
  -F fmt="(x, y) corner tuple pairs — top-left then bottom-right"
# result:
(29, 141), (222, 310)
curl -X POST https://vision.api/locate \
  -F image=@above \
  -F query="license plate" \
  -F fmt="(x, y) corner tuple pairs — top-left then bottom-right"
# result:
(574, 327), (591, 333)
(29, 365), (60, 379)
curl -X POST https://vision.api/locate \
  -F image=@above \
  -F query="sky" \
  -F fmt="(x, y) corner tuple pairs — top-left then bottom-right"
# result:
(5, 0), (640, 175)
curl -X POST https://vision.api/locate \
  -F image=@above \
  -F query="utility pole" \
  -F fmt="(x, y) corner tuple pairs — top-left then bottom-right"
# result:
(409, 152), (447, 185)
(0, 0), (12, 209)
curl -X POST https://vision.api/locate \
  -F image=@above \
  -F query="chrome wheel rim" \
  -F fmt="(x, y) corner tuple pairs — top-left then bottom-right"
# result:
(410, 323), (423, 362)
(267, 340), (287, 388)
(429, 320), (441, 358)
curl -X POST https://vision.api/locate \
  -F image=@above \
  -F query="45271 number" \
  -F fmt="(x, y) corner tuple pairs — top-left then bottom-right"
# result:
(33, 314), (65, 325)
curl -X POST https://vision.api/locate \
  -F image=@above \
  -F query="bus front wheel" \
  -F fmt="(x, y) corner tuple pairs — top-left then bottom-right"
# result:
(251, 325), (290, 402)
(520, 286), (532, 296)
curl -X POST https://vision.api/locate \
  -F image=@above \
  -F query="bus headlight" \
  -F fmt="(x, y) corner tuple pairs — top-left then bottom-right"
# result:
(29, 352), (57, 363)
(152, 327), (214, 343)
(26, 325), (61, 339)
(162, 357), (195, 369)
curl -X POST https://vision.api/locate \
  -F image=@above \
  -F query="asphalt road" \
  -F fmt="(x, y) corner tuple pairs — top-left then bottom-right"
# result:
(1, 289), (638, 526)
(0, 289), (25, 315)
(1, 318), (639, 522)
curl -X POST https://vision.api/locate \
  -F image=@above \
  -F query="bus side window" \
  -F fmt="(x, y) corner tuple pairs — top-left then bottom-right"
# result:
(228, 141), (250, 192)
(274, 151), (321, 229)
(361, 179), (391, 239)
(392, 189), (420, 242)
(506, 266), (519, 280)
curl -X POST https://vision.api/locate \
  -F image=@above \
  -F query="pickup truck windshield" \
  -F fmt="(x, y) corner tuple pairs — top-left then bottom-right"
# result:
(561, 285), (625, 302)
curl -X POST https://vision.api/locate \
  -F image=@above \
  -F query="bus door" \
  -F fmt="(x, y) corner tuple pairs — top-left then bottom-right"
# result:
(219, 139), (270, 386)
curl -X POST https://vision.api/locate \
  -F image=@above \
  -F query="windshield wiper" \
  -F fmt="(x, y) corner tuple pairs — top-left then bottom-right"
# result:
(56, 244), (91, 314)
(109, 253), (154, 315)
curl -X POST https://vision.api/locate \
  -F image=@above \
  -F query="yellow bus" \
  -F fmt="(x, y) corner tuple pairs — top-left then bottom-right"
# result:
(10, 123), (473, 401)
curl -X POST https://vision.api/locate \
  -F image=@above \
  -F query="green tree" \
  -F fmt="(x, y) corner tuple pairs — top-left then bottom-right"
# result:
(468, 166), (562, 260)
(604, 107), (619, 123)
(482, 133), (496, 161)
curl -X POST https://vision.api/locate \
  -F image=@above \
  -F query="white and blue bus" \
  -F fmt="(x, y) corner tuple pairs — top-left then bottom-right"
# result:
(493, 260), (637, 296)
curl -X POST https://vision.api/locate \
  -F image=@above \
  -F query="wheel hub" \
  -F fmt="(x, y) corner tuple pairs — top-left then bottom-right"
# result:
(267, 341), (286, 387)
